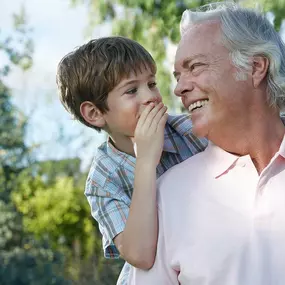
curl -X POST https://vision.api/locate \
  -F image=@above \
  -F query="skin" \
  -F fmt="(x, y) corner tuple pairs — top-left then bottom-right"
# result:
(173, 20), (285, 173)
(80, 67), (168, 269)
(102, 68), (165, 156)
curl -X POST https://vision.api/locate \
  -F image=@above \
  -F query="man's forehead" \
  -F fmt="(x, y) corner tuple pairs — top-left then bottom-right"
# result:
(175, 21), (222, 64)
(182, 21), (221, 45)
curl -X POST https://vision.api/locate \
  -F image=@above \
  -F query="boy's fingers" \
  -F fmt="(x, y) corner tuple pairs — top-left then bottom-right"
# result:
(136, 103), (155, 130)
(148, 105), (167, 132)
(150, 105), (167, 126)
(143, 102), (164, 129)
(156, 113), (168, 132)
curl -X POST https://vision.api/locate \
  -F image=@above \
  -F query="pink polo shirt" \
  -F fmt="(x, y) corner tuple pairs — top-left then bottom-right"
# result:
(128, 135), (285, 285)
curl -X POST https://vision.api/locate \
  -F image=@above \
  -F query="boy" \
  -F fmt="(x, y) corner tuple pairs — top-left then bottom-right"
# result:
(56, 36), (207, 284)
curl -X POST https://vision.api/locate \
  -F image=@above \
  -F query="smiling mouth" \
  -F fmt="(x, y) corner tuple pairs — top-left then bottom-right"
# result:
(188, 99), (209, 113)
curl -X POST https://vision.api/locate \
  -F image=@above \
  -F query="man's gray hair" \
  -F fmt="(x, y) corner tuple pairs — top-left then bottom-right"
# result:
(180, 2), (285, 110)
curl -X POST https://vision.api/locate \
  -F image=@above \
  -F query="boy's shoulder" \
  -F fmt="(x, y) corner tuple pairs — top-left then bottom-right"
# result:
(166, 113), (191, 130)
(165, 113), (208, 153)
(166, 113), (195, 138)
(85, 141), (135, 191)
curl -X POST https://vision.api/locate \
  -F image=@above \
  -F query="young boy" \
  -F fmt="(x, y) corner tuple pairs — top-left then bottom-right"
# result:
(56, 36), (207, 284)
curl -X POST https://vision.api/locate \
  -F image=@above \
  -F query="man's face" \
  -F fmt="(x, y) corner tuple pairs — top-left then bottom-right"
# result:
(174, 21), (252, 140)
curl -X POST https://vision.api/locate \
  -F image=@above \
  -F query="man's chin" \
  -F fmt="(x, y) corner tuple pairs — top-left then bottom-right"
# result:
(192, 124), (208, 139)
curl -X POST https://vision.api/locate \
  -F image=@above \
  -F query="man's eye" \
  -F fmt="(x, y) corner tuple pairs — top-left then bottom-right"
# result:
(190, 63), (204, 72)
(148, 82), (157, 88)
(126, 88), (137, 94)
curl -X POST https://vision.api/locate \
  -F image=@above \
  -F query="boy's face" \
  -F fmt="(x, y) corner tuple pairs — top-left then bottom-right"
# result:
(102, 67), (162, 147)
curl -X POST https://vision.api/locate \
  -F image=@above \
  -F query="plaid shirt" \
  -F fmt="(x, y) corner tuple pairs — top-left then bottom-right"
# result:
(85, 113), (207, 259)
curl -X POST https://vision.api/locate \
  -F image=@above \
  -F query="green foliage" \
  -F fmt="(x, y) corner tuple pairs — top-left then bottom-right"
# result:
(244, 0), (285, 31)
(12, 159), (123, 284)
(13, 166), (94, 256)
(0, 7), (70, 285)
(0, 237), (70, 285)
(0, 5), (34, 72)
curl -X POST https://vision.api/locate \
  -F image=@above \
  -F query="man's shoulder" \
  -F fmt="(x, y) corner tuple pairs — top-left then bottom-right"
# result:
(162, 149), (207, 175)
(157, 148), (208, 192)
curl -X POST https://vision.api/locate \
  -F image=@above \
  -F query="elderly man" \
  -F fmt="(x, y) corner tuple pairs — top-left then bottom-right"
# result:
(128, 2), (285, 285)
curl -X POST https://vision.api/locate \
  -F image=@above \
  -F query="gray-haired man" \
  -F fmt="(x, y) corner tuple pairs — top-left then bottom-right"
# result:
(128, 2), (285, 285)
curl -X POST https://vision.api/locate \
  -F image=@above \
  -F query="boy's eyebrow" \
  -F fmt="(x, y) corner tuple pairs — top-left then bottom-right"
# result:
(118, 80), (139, 90)
(117, 73), (155, 90)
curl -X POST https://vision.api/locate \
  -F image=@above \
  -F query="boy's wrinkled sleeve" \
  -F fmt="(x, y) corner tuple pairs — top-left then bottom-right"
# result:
(85, 167), (131, 259)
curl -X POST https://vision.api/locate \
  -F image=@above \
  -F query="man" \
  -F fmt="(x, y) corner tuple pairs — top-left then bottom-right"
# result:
(128, 2), (285, 285)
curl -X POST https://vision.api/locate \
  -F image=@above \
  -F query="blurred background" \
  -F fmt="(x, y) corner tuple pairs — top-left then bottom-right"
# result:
(1, 0), (285, 284)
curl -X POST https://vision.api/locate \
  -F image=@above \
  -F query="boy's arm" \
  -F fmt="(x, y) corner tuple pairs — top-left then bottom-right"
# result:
(114, 102), (168, 269)
(127, 207), (179, 285)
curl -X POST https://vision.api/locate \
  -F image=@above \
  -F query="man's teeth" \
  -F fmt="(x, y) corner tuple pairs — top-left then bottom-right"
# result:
(188, 100), (208, 112)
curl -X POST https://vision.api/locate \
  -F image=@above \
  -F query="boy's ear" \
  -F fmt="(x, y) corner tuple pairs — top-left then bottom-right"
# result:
(252, 56), (269, 88)
(80, 101), (106, 128)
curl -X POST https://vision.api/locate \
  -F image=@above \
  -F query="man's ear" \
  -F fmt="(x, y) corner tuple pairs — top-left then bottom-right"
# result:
(80, 101), (106, 128)
(252, 56), (269, 88)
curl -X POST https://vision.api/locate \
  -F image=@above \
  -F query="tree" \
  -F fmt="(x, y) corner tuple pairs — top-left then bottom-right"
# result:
(0, 7), (70, 285)
(13, 158), (123, 284)
(242, 0), (285, 31)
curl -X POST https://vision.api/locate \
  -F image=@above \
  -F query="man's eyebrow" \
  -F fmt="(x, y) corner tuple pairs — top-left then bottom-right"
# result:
(182, 54), (206, 69)
(173, 54), (207, 79)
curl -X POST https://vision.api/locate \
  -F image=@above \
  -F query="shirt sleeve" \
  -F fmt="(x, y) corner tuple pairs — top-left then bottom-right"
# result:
(127, 208), (179, 285)
(85, 168), (131, 259)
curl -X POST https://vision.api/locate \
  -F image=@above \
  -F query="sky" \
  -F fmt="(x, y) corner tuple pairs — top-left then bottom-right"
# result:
(0, 0), (112, 170)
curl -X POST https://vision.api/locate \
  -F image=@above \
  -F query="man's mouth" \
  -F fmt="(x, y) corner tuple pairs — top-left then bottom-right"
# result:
(188, 99), (209, 113)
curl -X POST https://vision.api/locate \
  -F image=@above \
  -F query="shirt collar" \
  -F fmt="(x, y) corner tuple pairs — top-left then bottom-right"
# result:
(278, 134), (285, 158)
(106, 137), (136, 167)
(162, 122), (180, 154)
(204, 142), (240, 179)
(207, 133), (285, 178)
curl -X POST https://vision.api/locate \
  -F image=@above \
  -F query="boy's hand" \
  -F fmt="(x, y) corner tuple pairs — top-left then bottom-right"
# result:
(134, 102), (168, 166)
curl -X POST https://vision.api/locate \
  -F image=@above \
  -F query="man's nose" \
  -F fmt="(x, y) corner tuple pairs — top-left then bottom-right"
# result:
(174, 76), (194, 98)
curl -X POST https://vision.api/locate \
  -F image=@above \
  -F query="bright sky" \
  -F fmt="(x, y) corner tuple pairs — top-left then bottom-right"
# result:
(0, 0), (111, 170)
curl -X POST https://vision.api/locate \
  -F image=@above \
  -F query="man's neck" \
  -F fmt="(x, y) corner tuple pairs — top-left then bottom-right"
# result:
(210, 111), (285, 174)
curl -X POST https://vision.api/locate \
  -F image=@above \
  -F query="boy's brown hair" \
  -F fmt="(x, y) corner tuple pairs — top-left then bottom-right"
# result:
(56, 36), (157, 132)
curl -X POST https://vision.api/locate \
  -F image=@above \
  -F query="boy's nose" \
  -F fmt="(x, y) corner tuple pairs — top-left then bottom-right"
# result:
(142, 92), (162, 105)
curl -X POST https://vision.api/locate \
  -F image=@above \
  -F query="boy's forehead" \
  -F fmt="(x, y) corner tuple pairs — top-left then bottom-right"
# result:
(121, 65), (155, 80)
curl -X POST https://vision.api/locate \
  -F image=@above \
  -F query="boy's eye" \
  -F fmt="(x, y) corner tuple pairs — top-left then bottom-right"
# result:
(148, 82), (157, 88)
(125, 88), (137, 94)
